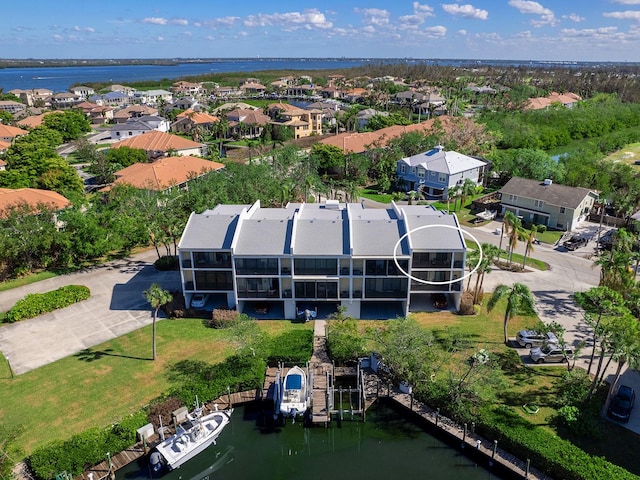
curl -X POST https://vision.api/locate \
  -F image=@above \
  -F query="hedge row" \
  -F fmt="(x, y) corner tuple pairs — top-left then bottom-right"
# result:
(477, 406), (639, 480)
(5, 285), (90, 323)
(27, 411), (147, 480)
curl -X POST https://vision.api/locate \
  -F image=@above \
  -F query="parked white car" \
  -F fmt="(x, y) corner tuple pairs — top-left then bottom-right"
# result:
(190, 294), (210, 309)
(516, 330), (558, 348)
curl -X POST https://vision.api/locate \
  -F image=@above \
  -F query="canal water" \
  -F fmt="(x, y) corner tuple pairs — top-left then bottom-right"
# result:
(118, 401), (503, 480)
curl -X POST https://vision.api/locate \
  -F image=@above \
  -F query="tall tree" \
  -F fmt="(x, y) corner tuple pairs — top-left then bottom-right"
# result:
(487, 283), (536, 344)
(143, 283), (172, 361)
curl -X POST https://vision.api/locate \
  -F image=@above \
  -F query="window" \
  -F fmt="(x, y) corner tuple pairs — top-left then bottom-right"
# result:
(294, 258), (337, 275)
(195, 271), (233, 290)
(400, 165), (406, 174)
(511, 194), (518, 202)
(560, 207), (566, 214)
(534, 200), (544, 208)
(418, 168), (425, 178)
(294, 281), (338, 299)
(438, 173), (446, 183)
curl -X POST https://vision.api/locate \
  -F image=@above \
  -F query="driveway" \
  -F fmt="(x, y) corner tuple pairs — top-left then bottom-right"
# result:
(0, 249), (180, 375)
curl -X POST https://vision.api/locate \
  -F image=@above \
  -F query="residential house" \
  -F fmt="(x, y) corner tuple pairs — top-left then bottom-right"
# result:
(321, 86), (340, 99)
(0, 124), (29, 144)
(0, 144), (9, 156)
(0, 187), (70, 216)
(285, 84), (320, 97)
(111, 130), (207, 159)
(267, 103), (322, 138)
(71, 86), (95, 100)
(239, 81), (267, 96)
(341, 88), (367, 103)
(107, 156), (224, 191)
(178, 201), (467, 319)
(133, 89), (173, 106)
(109, 115), (170, 140)
(320, 116), (455, 154)
(172, 110), (220, 136)
(0, 101), (27, 115)
(8, 88), (53, 107)
(90, 91), (131, 108)
(171, 81), (203, 96)
(499, 177), (598, 231)
(226, 109), (271, 139)
(213, 85), (242, 98)
(49, 92), (82, 109)
(167, 97), (201, 112)
(356, 108), (388, 129)
(109, 84), (136, 95)
(397, 145), (487, 199)
(112, 105), (158, 124)
(76, 101), (114, 124)
(526, 92), (582, 110)
(16, 111), (64, 129)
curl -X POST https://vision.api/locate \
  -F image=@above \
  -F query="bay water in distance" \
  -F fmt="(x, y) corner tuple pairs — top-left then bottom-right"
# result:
(118, 402), (502, 480)
(1, 57), (630, 93)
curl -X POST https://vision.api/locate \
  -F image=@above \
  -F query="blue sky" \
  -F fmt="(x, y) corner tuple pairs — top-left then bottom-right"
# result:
(4, 1), (640, 62)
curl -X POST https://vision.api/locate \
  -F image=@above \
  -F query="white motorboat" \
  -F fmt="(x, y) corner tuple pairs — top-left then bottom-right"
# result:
(150, 399), (233, 472)
(279, 365), (309, 420)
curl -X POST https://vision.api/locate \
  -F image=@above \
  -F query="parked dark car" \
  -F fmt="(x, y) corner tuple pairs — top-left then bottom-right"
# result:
(432, 293), (448, 309)
(608, 385), (636, 423)
(563, 235), (588, 251)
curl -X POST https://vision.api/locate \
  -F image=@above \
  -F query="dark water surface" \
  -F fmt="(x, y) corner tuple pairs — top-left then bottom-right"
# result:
(118, 402), (503, 480)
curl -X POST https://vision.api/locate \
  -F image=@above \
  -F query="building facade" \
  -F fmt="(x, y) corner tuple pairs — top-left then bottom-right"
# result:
(178, 201), (467, 320)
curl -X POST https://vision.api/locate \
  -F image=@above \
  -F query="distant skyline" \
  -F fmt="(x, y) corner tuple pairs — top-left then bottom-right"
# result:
(3, 1), (640, 62)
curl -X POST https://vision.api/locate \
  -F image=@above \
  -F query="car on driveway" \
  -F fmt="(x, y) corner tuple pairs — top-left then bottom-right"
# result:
(563, 235), (588, 251)
(608, 385), (636, 423)
(529, 343), (574, 363)
(190, 293), (210, 309)
(516, 330), (558, 348)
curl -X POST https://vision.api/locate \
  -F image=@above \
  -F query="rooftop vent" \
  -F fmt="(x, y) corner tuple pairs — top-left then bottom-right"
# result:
(543, 179), (553, 186)
(325, 199), (340, 210)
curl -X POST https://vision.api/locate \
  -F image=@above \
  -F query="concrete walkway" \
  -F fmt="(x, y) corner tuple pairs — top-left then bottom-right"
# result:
(0, 249), (180, 375)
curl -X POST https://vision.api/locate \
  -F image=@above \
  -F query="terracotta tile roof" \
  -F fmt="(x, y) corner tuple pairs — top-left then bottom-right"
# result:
(0, 157), (7, 165)
(113, 105), (158, 119)
(0, 124), (29, 139)
(176, 109), (220, 124)
(526, 91), (581, 110)
(109, 156), (224, 190)
(225, 109), (271, 125)
(320, 116), (454, 153)
(17, 111), (64, 129)
(111, 130), (205, 152)
(0, 143), (9, 154)
(0, 187), (70, 214)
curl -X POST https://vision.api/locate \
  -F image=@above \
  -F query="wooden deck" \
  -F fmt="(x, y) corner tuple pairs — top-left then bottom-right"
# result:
(364, 372), (552, 480)
(309, 333), (333, 424)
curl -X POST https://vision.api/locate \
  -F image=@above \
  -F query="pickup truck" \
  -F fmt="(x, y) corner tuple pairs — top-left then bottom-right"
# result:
(563, 235), (588, 251)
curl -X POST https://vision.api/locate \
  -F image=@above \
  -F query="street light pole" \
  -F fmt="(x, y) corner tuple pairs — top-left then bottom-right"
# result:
(6, 356), (14, 379)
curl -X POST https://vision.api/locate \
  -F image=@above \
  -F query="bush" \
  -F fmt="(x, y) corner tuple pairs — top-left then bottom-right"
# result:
(458, 291), (475, 315)
(5, 285), (90, 323)
(28, 411), (147, 480)
(154, 255), (178, 271)
(209, 309), (241, 328)
(327, 319), (365, 364)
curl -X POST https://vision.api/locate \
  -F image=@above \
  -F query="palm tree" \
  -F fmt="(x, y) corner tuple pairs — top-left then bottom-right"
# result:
(143, 283), (173, 361)
(459, 178), (477, 211)
(521, 225), (538, 270)
(447, 185), (461, 213)
(473, 243), (499, 304)
(497, 211), (517, 265)
(487, 283), (536, 345)
(506, 215), (522, 265)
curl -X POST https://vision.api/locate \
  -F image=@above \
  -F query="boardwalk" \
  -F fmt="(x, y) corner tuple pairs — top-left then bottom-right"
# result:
(363, 372), (553, 480)
(309, 320), (333, 425)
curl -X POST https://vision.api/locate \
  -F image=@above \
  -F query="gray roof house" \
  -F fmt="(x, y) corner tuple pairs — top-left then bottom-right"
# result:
(397, 146), (487, 200)
(499, 177), (598, 231)
(178, 201), (467, 319)
(109, 115), (170, 140)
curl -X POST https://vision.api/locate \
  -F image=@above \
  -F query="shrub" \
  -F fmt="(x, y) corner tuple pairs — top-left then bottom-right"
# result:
(28, 411), (147, 480)
(458, 291), (475, 315)
(154, 255), (178, 271)
(209, 309), (241, 328)
(5, 285), (90, 323)
(327, 319), (365, 364)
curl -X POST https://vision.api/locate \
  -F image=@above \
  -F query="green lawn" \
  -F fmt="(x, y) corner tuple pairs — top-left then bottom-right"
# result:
(0, 272), (58, 293)
(0, 318), (312, 456)
(360, 189), (394, 204)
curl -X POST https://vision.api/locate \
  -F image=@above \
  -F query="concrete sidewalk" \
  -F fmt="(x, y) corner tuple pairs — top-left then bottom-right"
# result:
(0, 249), (180, 375)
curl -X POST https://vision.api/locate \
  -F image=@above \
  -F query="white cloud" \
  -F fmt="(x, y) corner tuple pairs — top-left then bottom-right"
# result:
(612, 0), (640, 4)
(52, 34), (63, 41)
(171, 18), (189, 26)
(72, 26), (95, 33)
(442, 4), (489, 20)
(413, 2), (435, 17)
(244, 10), (332, 30)
(457, 29), (467, 35)
(399, 14), (425, 26)
(142, 17), (168, 25)
(203, 17), (240, 28)
(354, 8), (391, 26)
(603, 10), (640, 21)
(157, 36), (164, 41)
(563, 13), (585, 23)
(508, 0), (557, 26)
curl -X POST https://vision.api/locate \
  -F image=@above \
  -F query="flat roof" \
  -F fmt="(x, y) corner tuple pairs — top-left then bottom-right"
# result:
(348, 205), (410, 257)
(293, 204), (347, 255)
(234, 207), (295, 255)
(401, 208), (466, 251)
(178, 212), (240, 250)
